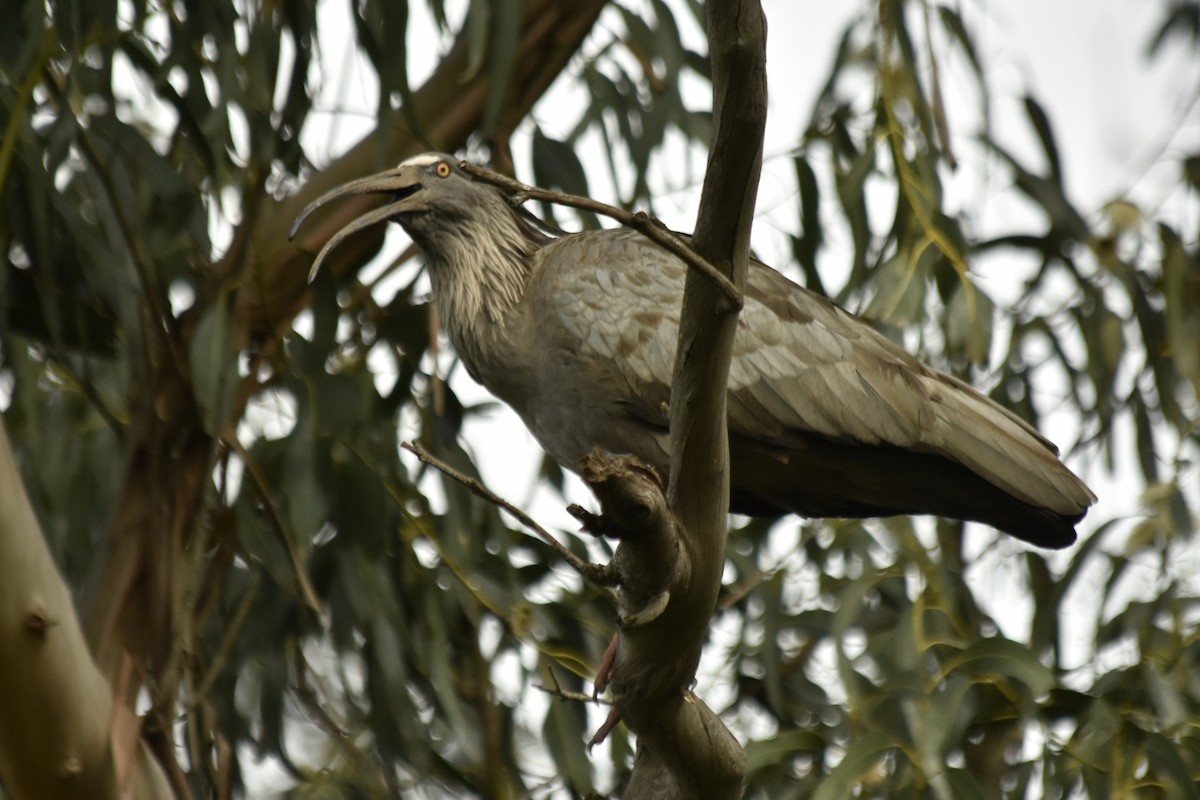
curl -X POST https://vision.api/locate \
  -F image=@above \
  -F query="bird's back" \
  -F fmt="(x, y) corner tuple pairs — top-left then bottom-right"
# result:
(519, 228), (1094, 547)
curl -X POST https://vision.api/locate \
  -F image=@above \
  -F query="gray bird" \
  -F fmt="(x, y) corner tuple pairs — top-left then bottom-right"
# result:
(290, 153), (1095, 547)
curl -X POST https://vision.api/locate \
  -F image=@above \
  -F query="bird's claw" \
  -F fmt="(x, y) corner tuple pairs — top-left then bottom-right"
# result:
(588, 706), (622, 751)
(619, 590), (670, 627)
(593, 633), (619, 700)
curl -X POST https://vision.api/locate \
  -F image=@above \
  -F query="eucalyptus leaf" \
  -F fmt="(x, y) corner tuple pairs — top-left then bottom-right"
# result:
(189, 289), (238, 436)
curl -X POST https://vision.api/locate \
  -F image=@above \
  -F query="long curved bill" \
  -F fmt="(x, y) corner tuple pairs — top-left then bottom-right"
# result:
(288, 167), (419, 283)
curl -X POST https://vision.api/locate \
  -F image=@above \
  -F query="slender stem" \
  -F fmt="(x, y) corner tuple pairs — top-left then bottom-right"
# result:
(401, 440), (614, 594)
(458, 162), (744, 311)
(194, 569), (262, 702)
(223, 432), (324, 614)
(535, 667), (611, 705)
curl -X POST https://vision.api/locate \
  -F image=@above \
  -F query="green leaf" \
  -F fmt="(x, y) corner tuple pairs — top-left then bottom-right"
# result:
(235, 493), (295, 594)
(482, 0), (521, 136)
(423, 589), (484, 766)
(189, 289), (238, 436)
(813, 731), (897, 800)
(531, 127), (601, 229)
(542, 694), (593, 793)
(1145, 730), (1200, 800)
(944, 768), (990, 800)
(945, 279), (994, 364)
(864, 252), (928, 326)
(937, 7), (983, 80)
(1072, 697), (1120, 768)
(1147, 2), (1200, 56)
(792, 154), (826, 296)
(945, 637), (1055, 697)
(760, 572), (788, 716)
(1024, 96), (1064, 183)
(1161, 223), (1200, 400)
(745, 729), (824, 774)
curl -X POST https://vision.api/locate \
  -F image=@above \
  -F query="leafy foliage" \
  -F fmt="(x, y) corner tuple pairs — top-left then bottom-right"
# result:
(0, 0), (1197, 798)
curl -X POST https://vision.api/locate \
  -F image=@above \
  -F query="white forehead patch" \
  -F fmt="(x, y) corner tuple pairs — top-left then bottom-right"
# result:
(398, 152), (451, 167)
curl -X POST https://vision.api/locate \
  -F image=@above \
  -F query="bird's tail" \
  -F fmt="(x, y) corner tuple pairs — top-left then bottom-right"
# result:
(730, 375), (1095, 548)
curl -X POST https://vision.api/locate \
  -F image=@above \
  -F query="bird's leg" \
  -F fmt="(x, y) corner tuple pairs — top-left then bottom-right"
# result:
(586, 627), (622, 748)
(593, 632), (619, 699)
(571, 449), (682, 752)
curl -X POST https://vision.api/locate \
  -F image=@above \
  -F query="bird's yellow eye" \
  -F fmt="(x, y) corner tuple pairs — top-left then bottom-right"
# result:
(436, 161), (451, 177)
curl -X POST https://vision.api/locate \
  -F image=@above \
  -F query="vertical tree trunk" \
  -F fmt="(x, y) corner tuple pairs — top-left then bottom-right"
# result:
(0, 418), (173, 799)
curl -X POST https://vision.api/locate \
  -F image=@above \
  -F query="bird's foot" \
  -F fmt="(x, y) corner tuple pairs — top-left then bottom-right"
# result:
(620, 590), (670, 627)
(593, 632), (619, 699)
(588, 706), (622, 751)
(588, 633), (623, 749)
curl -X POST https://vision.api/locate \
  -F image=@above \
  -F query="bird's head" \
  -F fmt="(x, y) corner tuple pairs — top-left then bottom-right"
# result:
(289, 152), (519, 282)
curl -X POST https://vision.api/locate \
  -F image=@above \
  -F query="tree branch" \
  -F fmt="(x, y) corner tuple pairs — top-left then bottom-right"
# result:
(401, 440), (616, 599)
(456, 163), (743, 310)
(0, 417), (174, 798)
(584, 1), (768, 796)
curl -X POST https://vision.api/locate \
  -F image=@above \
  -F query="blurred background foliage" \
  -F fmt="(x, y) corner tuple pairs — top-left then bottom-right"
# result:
(0, 0), (1198, 797)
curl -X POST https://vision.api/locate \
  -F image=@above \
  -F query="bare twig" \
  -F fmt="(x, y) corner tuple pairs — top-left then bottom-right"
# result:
(401, 440), (615, 594)
(347, 441), (610, 686)
(44, 352), (125, 438)
(458, 161), (744, 311)
(536, 666), (612, 705)
(922, 1), (957, 169)
(194, 568), (262, 702)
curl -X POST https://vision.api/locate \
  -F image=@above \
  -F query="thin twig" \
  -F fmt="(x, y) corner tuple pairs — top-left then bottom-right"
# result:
(536, 666), (611, 705)
(351, 441), (612, 680)
(401, 440), (614, 592)
(348, 439), (532, 622)
(458, 161), (744, 311)
(224, 432), (324, 614)
(194, 568), (262, 702)
(44, 350), (125, 437)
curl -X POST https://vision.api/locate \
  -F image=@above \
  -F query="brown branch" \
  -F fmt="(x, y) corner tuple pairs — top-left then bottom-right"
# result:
(589, 0), (767, 796)
(536, 666), (612, 705)
(457, 162), (744, 311)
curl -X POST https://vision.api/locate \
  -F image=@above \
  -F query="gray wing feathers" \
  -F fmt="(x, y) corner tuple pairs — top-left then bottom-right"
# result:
(537, 229), (1094, 516)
